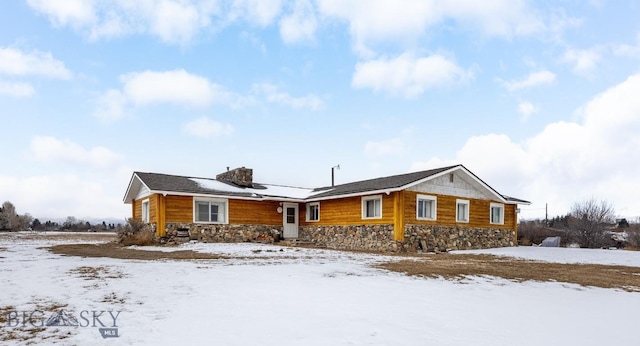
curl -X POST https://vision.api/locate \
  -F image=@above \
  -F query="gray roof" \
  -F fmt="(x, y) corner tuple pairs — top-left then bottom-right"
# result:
(309, 165), (458, 199)
(134, 172), (261, 198)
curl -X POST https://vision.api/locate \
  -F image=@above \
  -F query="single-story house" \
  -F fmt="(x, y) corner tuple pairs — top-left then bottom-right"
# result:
(123, 165), (529, 252)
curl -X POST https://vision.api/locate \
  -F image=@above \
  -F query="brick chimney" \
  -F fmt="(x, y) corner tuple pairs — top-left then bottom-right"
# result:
(216, 167), (253, 187)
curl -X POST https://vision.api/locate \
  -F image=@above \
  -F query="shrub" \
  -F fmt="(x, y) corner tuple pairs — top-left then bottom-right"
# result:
(518, 221), (567, 246)
(567, 199), (616, 248)
(118, 218), (156, 246)
(626, 228), (640, 249)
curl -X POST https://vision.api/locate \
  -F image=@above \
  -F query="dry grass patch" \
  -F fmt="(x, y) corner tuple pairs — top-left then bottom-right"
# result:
(0, 302), (72, 344)
(48, 242), (227, 260)
(0, 305), (15, 326)
(101, 292), (127, 304)
(68, 266), (125, 280)
(376, 254), (640, 292)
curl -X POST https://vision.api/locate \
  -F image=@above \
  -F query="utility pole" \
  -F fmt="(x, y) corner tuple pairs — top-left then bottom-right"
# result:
(331, 164), (340, 186)
(545, 203), (548, 224)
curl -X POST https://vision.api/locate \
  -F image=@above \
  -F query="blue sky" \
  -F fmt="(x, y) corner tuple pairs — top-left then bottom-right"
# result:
(1, 0), (640, 221)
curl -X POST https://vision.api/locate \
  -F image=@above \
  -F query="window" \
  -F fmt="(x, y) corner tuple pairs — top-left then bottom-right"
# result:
(490, 203), (504, 225)
(141, 199), (149, 223)
(456, 199), (469, 223)
(194, 198), (228, 224)
(306, 202), (320, 222)
(362, 195), (382, 219)
(416, 195), (437, 220)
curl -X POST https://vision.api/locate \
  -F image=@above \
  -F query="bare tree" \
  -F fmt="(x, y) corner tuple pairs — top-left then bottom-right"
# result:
(0, 201), (17, 230)
(568, 198), (616, 248)
(0, 201), (32, 231)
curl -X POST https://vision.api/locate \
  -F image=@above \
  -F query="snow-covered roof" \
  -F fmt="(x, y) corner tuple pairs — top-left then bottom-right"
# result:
(189, 178), (325, 200)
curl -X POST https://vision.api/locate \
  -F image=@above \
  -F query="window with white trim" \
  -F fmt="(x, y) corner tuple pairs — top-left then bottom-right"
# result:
(416, 194), (437, 220)
(306, 202), (320, 222)
(141, 199), (150, 223)
(490, 203), (504, 225)
(456, 199), (469, 223)
(194, 198), (228, 224)
(362, 195), (382, 219)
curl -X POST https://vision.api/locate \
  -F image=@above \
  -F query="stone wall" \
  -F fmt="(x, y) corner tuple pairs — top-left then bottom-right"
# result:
(154, 222), (515, 252)
(299, 224), (402, 252)
(161, 223), (283, 244)
(403, 224), (515, 252)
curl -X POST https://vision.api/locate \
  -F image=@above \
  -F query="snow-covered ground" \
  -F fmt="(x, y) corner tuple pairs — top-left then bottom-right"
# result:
(454, 246), (640, 266)
(1, 233), (639, 345)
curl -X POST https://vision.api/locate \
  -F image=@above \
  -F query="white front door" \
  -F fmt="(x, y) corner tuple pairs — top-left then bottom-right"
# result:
(282, 203), (298, 238)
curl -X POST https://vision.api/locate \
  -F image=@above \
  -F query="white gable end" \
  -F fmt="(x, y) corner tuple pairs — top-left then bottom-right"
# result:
(408, 172), (493, 200)
(135, 185), (150, 200)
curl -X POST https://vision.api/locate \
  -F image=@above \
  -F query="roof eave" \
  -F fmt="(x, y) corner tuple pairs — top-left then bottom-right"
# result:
(147, 190), (307, 202)
(305, 187), (401, 202)
(123, 173), (150, 204)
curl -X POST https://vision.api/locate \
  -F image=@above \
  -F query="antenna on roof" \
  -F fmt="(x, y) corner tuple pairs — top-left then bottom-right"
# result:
(331, 164), (340, 187)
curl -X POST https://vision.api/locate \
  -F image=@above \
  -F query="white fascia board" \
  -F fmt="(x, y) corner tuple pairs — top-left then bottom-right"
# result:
(123, 173), (152, 204)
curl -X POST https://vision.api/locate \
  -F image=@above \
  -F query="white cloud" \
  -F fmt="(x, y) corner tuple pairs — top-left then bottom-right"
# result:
(29, 136), (121, 169)
(228, 0), (284, 27)
(317, 0), (547, 57)
(502, 70), (556, 92)
(93, 89), (127, 121)
(3, 135), (131, 218)
(317, 0), (440, 57)
(0, 47), (72, 79)
(25, 1), (292, 45)
(0, 174), (129, 219)
(440, 0), (545, 37)
(27, 0), (220, 44)
(146, 0), (213, 44)
(411, 73), (640, 219)
(121, 70), (222, 107)
(95, 71), (319, 120)
(365, 138), (406, 157)
(26, 0), (96, 27)
(253, 83), (323, 110)
(0, 81), (34, 97)
(352, 53), (472, 97)
(517, 101), (537, 121)
(561, 47), (601, 75)
(279, 0), (317, 44)
(614, 33), (640, 59)
(182, 117), (234, 138)
(94, 69), (230, 119)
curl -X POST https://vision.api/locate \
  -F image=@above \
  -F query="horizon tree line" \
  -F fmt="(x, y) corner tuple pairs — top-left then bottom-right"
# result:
(0, 201), (122, 232)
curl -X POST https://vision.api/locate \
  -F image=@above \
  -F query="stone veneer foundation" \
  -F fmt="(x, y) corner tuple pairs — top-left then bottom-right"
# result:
(299, 225), (402, 252)
(153, 222), (515, 252)
(299, 224), (514, 252)
(403, 224), (515, 252)
(160, 223), (283, 244)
